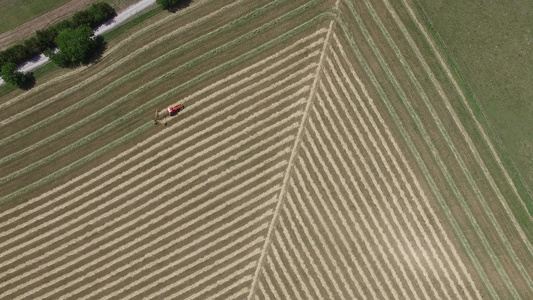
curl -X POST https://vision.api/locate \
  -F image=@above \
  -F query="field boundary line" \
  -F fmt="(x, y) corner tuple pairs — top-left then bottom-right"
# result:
(101, 211), (272, 299)
(335, 17), (499, 298)
(0, 62), (314, 253)
(246, 18), (335, 300)
(10, 167), (284, 300)
(79, 200), (275, 299)
(65, 154), (289, 298)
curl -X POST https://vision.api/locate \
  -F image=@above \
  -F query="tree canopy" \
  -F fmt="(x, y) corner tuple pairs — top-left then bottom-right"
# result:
(156, 0), (191, 11)
(46, 25), (98, 67)
(1, 62), (34, 89)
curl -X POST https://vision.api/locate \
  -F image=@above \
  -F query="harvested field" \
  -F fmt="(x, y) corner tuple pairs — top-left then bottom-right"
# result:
(0, 0), (532, 299)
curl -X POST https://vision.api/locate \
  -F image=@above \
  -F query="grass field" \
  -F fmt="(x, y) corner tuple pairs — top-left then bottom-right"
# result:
(0, 0), (71, 33)
(0, 0), (532, 299)
(415, 0), (533, 197)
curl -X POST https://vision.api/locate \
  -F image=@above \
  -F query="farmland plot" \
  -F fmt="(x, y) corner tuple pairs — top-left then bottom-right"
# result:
(1, 0), (532, 299)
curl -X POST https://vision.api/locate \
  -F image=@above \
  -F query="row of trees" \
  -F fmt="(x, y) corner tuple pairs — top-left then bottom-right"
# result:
(1, 0), (192, 90)
(0, 2), (115, 70)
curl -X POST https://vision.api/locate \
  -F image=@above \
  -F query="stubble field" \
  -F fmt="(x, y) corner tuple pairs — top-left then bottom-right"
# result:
(0, 0), (532, 299)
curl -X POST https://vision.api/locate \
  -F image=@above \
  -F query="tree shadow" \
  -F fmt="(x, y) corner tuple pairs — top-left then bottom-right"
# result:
(19, 72), (36, 90)
(167, 0), (193, 12)
(84, 36), (107, 65)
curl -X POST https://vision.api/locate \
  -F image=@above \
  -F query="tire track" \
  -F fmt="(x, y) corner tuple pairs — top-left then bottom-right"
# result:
(72, 197), (276, 300)
(246, 16), (334, 300)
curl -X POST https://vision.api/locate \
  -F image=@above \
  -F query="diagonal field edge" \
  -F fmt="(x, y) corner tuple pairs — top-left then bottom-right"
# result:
(0, 85), (309, 277)
(246, 18), (336, 300)
(0, 65), (315, 256)
(0, 86), (309, 293)
(0, 48), (319, 231)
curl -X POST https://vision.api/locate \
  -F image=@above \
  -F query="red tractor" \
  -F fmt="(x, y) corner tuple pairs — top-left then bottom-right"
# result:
(154, 104), (184, 127)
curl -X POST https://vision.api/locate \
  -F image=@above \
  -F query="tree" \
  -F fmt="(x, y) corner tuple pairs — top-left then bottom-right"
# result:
(46, 25), (98, 67)
(88, 2), (116, 25)
(156, 0), (191, 11)
(1, 62), (34, 89)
